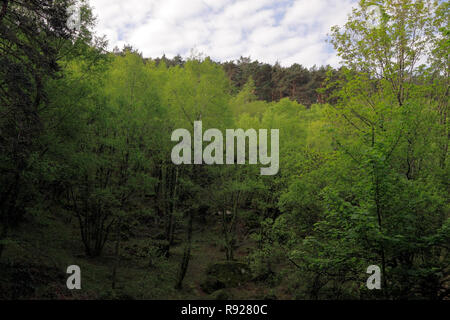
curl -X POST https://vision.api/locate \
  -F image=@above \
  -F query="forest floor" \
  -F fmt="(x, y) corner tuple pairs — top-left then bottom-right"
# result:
(0, 209), (295, 300)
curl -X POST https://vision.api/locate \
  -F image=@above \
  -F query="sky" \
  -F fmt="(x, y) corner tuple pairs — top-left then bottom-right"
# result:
(89, 0), (358, 68)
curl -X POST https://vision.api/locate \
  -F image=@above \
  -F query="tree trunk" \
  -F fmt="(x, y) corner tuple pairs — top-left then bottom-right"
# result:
(111, 219), (122, 289)
(175, 209), (193, 290)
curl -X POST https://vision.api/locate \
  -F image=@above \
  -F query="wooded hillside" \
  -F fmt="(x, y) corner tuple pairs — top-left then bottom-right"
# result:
(0, 0), (448, 300)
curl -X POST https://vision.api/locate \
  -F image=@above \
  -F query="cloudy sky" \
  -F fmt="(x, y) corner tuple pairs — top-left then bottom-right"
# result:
(90, 0), (358, 67)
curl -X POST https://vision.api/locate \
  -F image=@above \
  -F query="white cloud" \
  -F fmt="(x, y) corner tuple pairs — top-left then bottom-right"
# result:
(283, 0), (328, 25)
(90, 0), (357, 67)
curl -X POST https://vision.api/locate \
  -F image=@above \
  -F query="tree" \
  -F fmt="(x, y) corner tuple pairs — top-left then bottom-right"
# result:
(0, 0), (94, 259)
(301, 0), (450, 298)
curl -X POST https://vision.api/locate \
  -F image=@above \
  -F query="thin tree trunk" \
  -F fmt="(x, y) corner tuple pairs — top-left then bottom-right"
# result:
(164, 166), (179, 257)
(112, 219), (122, 290)
(175, 210), (193, 290)
(372, 128), (388, 298)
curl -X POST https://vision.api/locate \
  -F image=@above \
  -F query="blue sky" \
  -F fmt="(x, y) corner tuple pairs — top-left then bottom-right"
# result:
(90, 0), (358, 67)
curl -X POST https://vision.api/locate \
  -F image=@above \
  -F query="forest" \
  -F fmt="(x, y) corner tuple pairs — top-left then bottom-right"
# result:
(0, 0), (448, 300)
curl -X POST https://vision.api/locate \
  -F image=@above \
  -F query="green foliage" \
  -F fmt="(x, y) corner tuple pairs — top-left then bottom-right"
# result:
(0, 0), (448, 300)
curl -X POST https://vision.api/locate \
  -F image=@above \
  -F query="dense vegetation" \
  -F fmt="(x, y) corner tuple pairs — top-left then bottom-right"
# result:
(0, 0), (448, 300)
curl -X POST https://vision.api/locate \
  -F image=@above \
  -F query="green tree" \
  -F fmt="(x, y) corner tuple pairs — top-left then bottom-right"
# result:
(0, 0), (94, 259)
